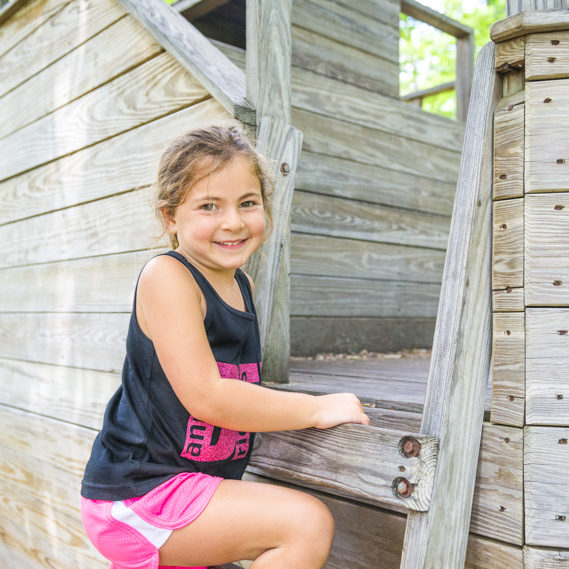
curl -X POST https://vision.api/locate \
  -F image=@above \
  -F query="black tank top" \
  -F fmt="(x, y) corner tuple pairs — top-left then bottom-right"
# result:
(81, 251), (262, 500)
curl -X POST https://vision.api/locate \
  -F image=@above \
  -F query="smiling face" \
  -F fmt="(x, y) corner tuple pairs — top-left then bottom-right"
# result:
(162, 155), (266, 279)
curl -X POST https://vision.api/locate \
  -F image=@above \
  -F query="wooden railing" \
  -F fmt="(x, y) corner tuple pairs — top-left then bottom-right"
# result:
(400, 0), (474, 121)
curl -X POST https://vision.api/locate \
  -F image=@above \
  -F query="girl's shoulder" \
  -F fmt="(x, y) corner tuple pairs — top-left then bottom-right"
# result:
(240, 271), (255, 294)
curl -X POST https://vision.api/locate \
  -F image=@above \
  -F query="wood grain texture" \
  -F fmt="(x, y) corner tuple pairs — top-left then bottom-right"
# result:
(292, 0), (398, 63)
(0, 50), (212, 182)
(494, 102), (524, 200)
(0, 0), (71, 56)
(525, 78), (569, 192)
(524, 546), (569, 568)
(0, 15), (163, 140)
(249, 424), (439, 512)
(290, 275), (440, 318)
(493, 286), (524, 311)
(493, 8), (569, 42)
(525, 193), (569, 305)
(0, 249), (155, 312)
(0, 406), (104, 569)
(503, 70), (525, 98)
(291, 191), (451, 250)
(291, 234), (446, 283)
(246, 0), (291, 122)
(400, 42), (499, 569)
(525, 425), (569, 547)
(295, 151), (455, 217)
(116, 0), (253, 120)
(0, 358), (118, 429)
(0, 312), (128, 373)
(491, 312), (525, 427)
(294, 107), (461, 184)
(526, 30), (569, 80)
(495, 37), (525, 71)
(0, 101), (236, 226)
(492, 198), (524, 289)
(0, 0), (125, 98)
(291, 23), (398, 97)
(526, 308), (569, 425)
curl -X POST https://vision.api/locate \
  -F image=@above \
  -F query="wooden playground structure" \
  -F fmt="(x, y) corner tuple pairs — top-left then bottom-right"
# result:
(1, 0), (569, 567)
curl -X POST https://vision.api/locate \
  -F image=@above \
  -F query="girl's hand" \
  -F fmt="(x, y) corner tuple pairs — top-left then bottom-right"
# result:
(313, 393), (371, 429)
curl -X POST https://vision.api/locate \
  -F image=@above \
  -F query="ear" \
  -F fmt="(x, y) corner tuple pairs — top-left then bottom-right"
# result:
(160, 207), (177, 234)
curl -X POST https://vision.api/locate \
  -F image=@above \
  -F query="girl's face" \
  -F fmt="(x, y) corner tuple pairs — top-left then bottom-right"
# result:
(163, 155), (266, 278)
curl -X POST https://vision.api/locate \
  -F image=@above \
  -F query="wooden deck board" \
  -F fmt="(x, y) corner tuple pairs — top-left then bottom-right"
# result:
(282, 355), (492, 416)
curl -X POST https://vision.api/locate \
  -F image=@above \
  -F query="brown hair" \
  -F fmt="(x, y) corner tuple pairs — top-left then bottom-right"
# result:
(155, 125), (273, 249)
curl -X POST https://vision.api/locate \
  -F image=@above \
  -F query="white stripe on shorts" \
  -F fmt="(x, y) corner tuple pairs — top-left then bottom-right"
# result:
(111, 501), (172, 548)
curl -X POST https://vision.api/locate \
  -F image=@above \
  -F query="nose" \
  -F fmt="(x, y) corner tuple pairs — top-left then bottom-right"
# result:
(221, 206), (245, 231)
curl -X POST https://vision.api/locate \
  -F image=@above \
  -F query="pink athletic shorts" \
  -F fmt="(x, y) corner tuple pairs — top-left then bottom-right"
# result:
(81, 472), (223, 569)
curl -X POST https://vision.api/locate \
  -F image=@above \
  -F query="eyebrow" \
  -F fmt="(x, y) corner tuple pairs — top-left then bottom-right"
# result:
(192, 191), (262, 202)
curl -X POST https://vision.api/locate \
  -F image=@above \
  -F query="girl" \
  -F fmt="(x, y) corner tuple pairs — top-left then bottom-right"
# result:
(81, 126), (370, 569)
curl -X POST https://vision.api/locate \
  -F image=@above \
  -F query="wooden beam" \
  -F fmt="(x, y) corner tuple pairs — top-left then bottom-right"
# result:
(249, 423), (439, 512)
(506, 0), (569, 17)
(400, 0), (472, 37)
(0, 0), (29, 26)
(492, 9), (569, 43)
(399, 42), (499, 569)
(116, 0), (253, 121)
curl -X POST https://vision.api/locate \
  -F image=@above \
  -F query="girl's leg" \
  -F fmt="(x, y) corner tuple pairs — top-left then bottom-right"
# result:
(159, 479), (334, 569)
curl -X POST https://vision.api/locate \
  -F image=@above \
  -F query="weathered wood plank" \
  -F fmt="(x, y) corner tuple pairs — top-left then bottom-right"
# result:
(291, 275), (440, 318)
(491, 312), (525, 427)
(0, 406), (104, 569)
(526, 308), (569, 425)
(294, 107), (461, 184)
(0, 358), (118, 429)
(493, 286), (524, 311)
(291, 234), (445, 283)
(401, 0), (472, 37)
(492, 8), (569, 42)
(292, 0), (398, 64)
(249, 424), (439, 512)
(0, 100), (235, 226)
(525, 193), (569, 305)
(0, 250), (154, 312)
(526, 30), (569, 80)
(246, 0), (291, 122)
(0, 188), (158, 268)
(494, 102), (524, 200)
(503, 70), (525, 98)
(0, 0), (125, 98)
(524, 546), (569, 568)
(495, 37), (525, 71)
(401, 42), (498, 569)
(116, 0), (253, 121)
(525, 79), (569, 192)
(291, 191), (451, 250)
(290, 316), (436, 357)
(0, 0), (71, 57)
(0, 312), (128, 373)
(295, 151), (455, 216)
(291, 67), (464, 153)
(0, 51), (212, 182)
(525, 425), (569, 547)
(291, 24), (398, 97)
(0, 15), (163, 140)
(492, 198), (524, 289)
(470, 424), (523, 544)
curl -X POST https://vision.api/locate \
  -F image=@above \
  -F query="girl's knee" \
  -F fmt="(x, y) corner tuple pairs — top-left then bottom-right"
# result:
(294, 497), (335, 556)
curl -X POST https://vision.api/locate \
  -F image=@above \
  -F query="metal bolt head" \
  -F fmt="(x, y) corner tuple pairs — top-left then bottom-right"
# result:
(400, 437), (421, 458)
(393, 477), (414, 499)
(280, 162), (290, 176)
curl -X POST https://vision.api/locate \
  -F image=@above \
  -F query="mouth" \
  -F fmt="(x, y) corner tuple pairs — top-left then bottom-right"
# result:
(213, 238), (248, 249)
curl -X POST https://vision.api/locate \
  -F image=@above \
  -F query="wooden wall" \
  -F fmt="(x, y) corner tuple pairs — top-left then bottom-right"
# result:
(0, 0), (237, 567)
(209, 0), (466, 356)
(491, 17), (569, 567)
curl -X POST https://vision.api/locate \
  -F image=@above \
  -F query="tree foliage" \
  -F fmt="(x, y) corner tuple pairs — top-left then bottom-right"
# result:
(400, 0), (506, 118)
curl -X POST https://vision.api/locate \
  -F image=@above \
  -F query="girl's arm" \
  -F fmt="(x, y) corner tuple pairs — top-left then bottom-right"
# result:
(138, 256), (370, 433)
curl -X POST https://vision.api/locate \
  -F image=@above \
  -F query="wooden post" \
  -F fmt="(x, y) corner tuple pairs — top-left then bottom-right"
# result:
(399, 43), (499, 569)
(245, 0), (302, 382)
